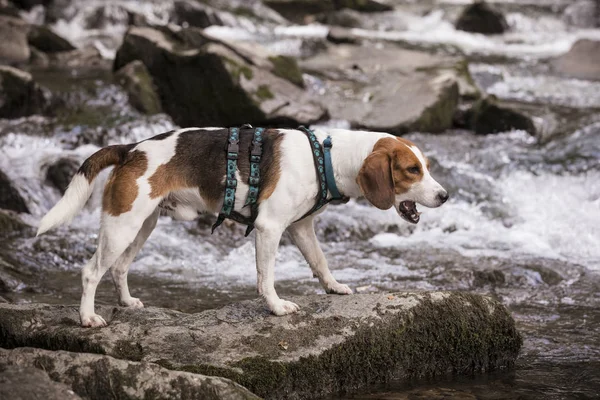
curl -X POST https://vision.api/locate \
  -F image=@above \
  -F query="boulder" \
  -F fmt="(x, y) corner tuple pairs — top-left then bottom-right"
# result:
(0, 209), (32, 238)
(300, 45), (466, 134)
(0, 292), (522, 399)
(461, 96), (536, 135)
(0, 365), (82, 400)
(113, 26), (326, 127)
(264, 0), (392, 22)
(45, 157), (79, 194)
(172, 0), (222, 28)
(0, 15), (30, 63)
(316, 8), (364, 28)
(551, 39), (600, 81)
(27, 25), (76, 53)
(455, 1), (508, 35)
(0, 65), (47, 118)
(114, 60), (162, 115)
(47, 46), (109, 69)
(0, 170), (29, 213)
(0, 348), (260, 400)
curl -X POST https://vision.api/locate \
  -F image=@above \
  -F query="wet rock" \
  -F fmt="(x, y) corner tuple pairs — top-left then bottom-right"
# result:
(455, 1), (508, 35)
(301, 45), (465, 134)
(114, 60), (162, 115)
(0, 0), (20, 17)
(172, 0), (222, 28)
(0, 348), (260, 400)
(0, 15), (30, 64)
(0, 365), (82, 400)
(0, 292), (522, 399)
(326, 26), (360, 44)
(0, 209), (32, 238)
(113, 26), (326, 127)
(27, 25), (76, 53)
(551, 39), (600, 81)
(0, 65), (47, 118)
(563, 0), (598, 28)
(45, 157), (79, 194)
(317, 8), (364, 28)
(11, 0), (51, 11)
(0, 170), (29, 213)
(264, 0), (392, 23)
(47, 46), (109, 69)
(463, 96), (536, 135)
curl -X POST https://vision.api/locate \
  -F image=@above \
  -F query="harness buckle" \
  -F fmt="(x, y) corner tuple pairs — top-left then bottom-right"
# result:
(227, 142), (239, 156)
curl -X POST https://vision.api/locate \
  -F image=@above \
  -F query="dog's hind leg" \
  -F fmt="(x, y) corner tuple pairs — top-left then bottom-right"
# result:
(110, 208), (159, 309)
(80, 201), (161, 327)
(287, 216), (353, 295)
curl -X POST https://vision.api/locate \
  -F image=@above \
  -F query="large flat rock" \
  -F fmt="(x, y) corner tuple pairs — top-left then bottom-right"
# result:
(0, 347), (259, 400)
(301, 45), (477, 134)
(0, 292), (521, 399)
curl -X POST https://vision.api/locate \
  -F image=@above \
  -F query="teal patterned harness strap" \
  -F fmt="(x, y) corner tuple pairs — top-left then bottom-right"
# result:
(298, 126), (328, 219)
(211, 127), (240, 233)
(245, 127), (264, 208)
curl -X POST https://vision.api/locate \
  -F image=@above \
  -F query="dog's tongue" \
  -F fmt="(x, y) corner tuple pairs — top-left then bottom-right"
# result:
(399, 201), (420, 224)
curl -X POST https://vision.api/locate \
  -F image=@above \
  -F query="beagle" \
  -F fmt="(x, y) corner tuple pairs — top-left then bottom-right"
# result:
(37, 127), (448, 327)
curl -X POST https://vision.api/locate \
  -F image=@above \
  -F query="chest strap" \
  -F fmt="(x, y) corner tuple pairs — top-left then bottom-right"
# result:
(298, 126), (349, 221)
(212, 126), (264, 236)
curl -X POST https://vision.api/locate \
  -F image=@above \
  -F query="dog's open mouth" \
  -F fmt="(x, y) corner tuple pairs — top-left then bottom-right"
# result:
(399, 201), (420, 224)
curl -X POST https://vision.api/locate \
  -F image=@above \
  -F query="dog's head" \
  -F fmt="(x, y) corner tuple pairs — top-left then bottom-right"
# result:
(357, 137), (448, 224)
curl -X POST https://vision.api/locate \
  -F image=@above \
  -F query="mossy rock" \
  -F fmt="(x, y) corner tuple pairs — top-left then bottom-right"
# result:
(0, 292), (522, 399)
(0, 348), (260, 400)
(114, 60), (162, 115)
(113, 26), (325, 127)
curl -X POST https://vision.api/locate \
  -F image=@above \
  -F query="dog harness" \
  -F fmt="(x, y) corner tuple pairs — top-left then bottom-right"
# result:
(212, 125), (348, 236)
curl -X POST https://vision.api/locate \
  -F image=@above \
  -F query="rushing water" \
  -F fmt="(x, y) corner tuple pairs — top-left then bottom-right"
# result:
(3, 0), (600, 399)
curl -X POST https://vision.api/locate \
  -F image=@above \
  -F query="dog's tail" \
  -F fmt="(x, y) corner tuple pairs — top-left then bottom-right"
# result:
(37, 144), (133, 236)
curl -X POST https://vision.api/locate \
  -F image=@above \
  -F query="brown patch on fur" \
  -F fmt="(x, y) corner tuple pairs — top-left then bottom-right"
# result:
(146, 128), (284, 211)
(257, 129), (283, 202)
(78, 144), (134, 182)
(102, 150), (148, 216)
(357, 137), (426, 208)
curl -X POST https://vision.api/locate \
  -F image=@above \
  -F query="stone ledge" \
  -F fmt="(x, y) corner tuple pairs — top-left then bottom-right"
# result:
(0, 292), (522, 399)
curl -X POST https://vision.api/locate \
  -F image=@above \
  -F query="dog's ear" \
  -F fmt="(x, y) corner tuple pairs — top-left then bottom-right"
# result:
(357, 150), (395, 210)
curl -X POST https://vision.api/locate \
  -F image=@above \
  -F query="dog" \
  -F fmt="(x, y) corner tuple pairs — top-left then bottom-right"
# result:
(37, 127), (448, 327)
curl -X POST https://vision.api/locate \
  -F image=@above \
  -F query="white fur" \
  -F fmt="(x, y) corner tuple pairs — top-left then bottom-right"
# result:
(36, 173), (94, 236)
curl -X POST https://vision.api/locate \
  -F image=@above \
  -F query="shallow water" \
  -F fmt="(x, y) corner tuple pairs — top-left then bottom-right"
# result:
(3, 0), (600, 398)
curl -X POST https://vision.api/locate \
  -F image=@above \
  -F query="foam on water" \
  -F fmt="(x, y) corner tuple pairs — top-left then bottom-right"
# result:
(372, 170), (600, 270)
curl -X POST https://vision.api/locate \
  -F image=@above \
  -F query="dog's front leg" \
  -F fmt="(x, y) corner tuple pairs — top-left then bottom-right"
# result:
(255, 224), (300, 315)
(287, 217), (353, 295)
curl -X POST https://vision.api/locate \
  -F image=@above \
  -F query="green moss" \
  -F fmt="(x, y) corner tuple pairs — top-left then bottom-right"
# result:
(268, 56), (304, 88)
(255, 85), (274, 101)
(161, 293), (522, 399)
(112, 340), (144, 362)
(410, 81), (459, 133)
(223, 57), (254, 82)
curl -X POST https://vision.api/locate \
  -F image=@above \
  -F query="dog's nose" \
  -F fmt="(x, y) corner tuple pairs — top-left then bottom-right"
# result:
(437, 191), (449, 204)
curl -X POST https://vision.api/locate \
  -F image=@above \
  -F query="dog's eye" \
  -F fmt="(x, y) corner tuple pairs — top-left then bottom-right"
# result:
(407, 166), (420, 174)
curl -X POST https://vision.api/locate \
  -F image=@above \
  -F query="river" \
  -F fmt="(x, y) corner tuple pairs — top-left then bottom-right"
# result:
(1, 0), (600, 398)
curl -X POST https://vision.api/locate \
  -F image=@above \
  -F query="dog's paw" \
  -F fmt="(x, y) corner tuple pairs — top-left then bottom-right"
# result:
(270, 299), (300, 316)
(119, 297), (144, 309)
(325, 282), (353, 295)
(81, 314), (107, 328)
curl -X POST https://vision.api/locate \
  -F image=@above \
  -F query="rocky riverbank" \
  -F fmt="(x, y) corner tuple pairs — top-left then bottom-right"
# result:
(0, 292), (521, 399)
